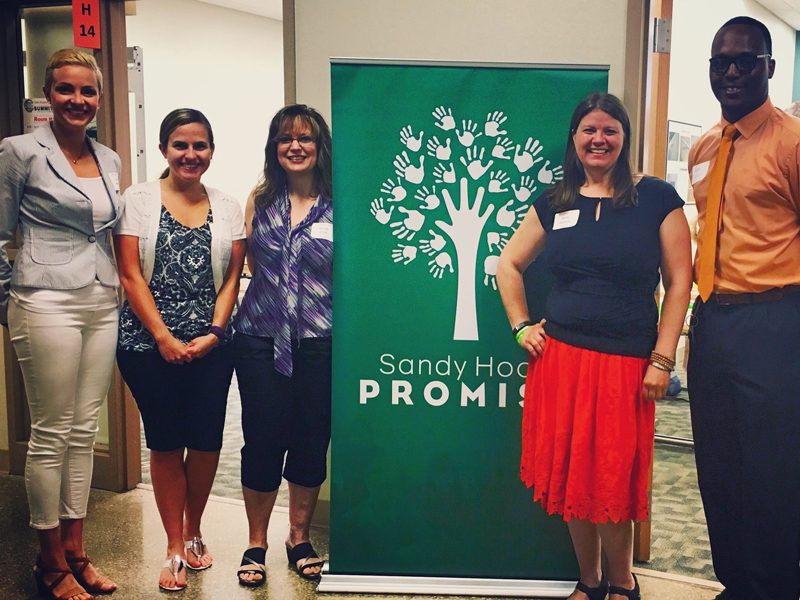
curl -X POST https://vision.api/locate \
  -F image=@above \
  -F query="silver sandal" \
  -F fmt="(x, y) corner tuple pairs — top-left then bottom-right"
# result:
(159, 555), (187, 592)
(184, 537), (212, 571)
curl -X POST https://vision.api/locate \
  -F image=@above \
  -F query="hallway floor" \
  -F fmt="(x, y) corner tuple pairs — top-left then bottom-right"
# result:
(0, 474), (723, 599)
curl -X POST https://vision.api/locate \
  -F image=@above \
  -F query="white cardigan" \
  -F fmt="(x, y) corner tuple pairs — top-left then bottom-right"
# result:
(115, 180), (245, 291)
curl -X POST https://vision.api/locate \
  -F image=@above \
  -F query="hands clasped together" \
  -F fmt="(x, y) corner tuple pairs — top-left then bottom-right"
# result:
(156, 332), (218, 364)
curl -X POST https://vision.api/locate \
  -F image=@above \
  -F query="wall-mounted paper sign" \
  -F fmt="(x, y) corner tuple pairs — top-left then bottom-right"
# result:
(73, 0), (101, 49)
(23, 98), (53, 133)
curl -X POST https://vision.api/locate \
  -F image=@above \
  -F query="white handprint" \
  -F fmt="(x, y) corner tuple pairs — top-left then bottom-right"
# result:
(433, 162), (456, 184)
(487, 231), (509, 252)
(380, 177), (407, 202)
(488, 170), (510, 193)
(432, 106), (455, 131)
(513, 137), (544, 173)
(537, 160), (564, 185)
(414, 186), (440, 211)
(511, 175), (538, 202)
(390, 206), (425, 240)
(456, 119), (482, 147)
(484, 111), (508, 137)
(420, 229), (446, 255)
(483, 254), (500, 290)
(391, 244), (418, 265)
(496, 199), (527, 228)
(400, 125), (423, 152)
(459, 147), (493, 180)
(428, 252), (454, 279)
(393, 151), (425, 184)
(426, 136), (452, 161)
(491, 137), (514, 160)
(370, 198), (395, 225)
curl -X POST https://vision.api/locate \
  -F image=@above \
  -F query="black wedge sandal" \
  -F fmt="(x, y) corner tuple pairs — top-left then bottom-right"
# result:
(285, 542), (324, 582)
(608, 573), (641, 600)
(574, 579), (609, 600)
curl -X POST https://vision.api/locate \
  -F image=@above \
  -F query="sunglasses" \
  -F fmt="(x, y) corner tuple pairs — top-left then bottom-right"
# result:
(709, 53), (771, 75)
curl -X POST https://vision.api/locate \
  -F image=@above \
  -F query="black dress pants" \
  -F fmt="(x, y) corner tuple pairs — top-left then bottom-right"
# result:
(688, 294), (800, 600)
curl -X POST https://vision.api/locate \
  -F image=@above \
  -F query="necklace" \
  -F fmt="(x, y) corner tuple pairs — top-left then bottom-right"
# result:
(65, 143), (85, 164)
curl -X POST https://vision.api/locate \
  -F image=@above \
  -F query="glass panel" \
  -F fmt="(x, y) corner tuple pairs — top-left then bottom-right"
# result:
(21, 6), (73, 99)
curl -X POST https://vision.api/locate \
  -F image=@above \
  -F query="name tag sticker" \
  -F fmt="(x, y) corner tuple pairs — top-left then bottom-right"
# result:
(108, 171), (120, 192)
(553, 209), (580, 230)
(691, 161), (710, 184)
(310, 222), (333, 241)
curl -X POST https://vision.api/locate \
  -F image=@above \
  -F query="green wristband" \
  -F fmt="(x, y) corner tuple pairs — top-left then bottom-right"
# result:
(515, 325), (532, 347)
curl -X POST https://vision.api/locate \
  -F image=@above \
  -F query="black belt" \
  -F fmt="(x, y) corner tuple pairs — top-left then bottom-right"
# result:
(709, 285), (800, 305)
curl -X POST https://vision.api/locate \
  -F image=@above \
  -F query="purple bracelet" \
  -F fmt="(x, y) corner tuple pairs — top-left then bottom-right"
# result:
(208, 325), (225, 339)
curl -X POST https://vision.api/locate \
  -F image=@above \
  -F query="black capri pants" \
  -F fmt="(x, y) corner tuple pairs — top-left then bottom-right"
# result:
(233, 333), (332, 492)
(117, 345), (233, 452)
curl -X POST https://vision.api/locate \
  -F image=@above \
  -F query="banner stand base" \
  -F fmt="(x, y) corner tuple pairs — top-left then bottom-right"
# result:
(317, 570), (575, 597)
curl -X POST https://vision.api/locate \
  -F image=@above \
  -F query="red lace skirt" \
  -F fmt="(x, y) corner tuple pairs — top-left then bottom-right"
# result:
(520, 337), (654, 523)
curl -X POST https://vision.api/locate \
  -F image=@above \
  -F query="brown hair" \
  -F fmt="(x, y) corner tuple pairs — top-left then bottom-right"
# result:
(253, 104), (332, 208)
(545, 92), (637, 211)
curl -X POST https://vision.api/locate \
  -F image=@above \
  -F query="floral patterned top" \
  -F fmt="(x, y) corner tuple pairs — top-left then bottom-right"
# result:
(118, 205), (219, 351)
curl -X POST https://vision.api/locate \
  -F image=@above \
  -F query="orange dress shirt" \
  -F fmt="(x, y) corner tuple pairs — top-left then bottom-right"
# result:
(689, 98), (800, 293)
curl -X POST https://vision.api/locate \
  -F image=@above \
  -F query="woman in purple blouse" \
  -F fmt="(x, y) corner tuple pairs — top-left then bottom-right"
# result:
(233, 104), (332, 586)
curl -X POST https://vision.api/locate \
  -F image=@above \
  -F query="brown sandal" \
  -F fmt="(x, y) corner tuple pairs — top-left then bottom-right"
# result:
(34, 558), (94, 600)
(66, 555), (116, 595)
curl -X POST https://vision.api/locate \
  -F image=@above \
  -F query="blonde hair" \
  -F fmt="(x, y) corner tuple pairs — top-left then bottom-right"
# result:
(44, 48), (103, 94)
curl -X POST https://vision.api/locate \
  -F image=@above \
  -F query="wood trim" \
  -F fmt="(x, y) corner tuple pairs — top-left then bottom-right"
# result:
(4, 327), (28, 476)
(0, 448), (9, 473)
(92, 0), (138, 492)
(282, 0), (296, 104)
(0, 3), (24, 140)
(633, 0), (673, 563)
(624, 0), (648, 172)
(642, 0), (672, 179)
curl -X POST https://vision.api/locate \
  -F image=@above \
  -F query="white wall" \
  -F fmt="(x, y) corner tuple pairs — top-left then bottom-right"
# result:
(293, 0), (630, 125)
(126, 0), (284, 205)
(669, 0), (796, 132)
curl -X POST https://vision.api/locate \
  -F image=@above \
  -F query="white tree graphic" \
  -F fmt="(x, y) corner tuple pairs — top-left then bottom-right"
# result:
(370, 106), (563, 341)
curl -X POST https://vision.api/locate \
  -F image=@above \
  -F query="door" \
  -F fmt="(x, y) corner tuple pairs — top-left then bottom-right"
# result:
(0, 0), (139, 492)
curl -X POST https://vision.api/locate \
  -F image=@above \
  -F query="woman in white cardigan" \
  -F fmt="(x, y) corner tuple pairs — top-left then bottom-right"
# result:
(114, 108), (246, 592)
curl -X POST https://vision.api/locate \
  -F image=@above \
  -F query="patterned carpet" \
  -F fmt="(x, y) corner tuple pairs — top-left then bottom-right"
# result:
(141, 371), (716, 581)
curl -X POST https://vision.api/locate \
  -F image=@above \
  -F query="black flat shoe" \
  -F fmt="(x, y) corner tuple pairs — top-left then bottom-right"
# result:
(574, 579), (608, 600)
(608, 573), (640, 600)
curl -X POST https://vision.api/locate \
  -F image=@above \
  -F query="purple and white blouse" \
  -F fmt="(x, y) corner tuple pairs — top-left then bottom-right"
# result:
(235, 190), (332, 376)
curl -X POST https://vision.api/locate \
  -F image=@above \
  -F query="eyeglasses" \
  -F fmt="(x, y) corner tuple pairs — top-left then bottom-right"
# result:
(275, 135), (316, 148)
(709, 53), (771, 75)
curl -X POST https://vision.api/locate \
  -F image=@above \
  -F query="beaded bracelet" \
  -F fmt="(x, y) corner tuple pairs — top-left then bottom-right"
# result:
(650, 361), (671, 372)
(650, 350), (675, 370)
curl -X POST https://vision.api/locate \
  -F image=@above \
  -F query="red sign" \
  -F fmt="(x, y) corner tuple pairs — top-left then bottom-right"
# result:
(72, 0), (101, 49)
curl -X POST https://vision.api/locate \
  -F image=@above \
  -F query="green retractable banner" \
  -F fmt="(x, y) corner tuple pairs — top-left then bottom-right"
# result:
(327, 60), (608, 595)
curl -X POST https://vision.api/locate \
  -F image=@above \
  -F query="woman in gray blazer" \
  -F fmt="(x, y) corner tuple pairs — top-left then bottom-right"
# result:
(0, 49), (121, 600)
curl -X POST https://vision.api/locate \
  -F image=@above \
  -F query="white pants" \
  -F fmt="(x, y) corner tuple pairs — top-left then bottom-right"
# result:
(9, 297), (118, 529)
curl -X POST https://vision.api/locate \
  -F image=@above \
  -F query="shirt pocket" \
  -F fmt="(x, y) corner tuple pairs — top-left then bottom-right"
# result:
(30, 230), (74, 265)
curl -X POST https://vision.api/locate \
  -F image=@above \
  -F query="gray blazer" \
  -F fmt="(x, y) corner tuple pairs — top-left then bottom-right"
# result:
(0, 126), (123, 322)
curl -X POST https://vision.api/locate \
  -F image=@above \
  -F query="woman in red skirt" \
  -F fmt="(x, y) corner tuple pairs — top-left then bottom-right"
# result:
(497, 93), (692, 600)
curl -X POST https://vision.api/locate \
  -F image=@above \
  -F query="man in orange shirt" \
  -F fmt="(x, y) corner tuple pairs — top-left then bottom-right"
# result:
(688, 16), (800, 600)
